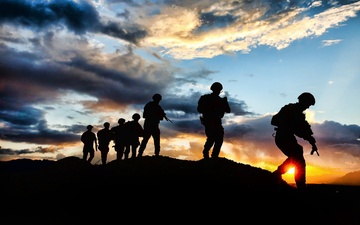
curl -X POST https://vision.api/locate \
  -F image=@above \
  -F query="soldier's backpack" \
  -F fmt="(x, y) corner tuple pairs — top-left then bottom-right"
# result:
(271, 105), (290, 127)
(271, 111), (282, 127)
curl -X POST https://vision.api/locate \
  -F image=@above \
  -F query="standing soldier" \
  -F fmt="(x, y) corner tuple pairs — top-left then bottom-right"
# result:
(197, 82), (231, 159)
(97, 122), (113, 165)
(271, 92), (319, 190)
(81, 125), (97, 163)
(124, 113), (143, 159)
(137, 93), (169, 157)
(111, 118), (127, 160)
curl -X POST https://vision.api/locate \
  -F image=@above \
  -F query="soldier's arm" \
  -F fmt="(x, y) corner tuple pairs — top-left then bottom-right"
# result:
(197, 96), (205, 113)
(222, 97), (231, 113)
(94, 136), (98, 151)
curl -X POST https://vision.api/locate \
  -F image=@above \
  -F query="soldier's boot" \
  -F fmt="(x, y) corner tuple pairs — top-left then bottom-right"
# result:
(202, 149), (209, 159)
(137, 150), (143, 157)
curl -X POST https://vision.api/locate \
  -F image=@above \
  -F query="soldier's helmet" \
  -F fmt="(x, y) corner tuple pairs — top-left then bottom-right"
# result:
(86, 125), (93, 130)
(298, 92), (315, 106)
(210, 82), (223, 92)
(132, 113), (141, 120)
(118, 118), (125, 124)
(104, 122), (110, 128)
(152, 93), (162, 101)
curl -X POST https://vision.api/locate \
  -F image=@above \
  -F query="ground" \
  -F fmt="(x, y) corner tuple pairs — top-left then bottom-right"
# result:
(1, 156), (359, 224)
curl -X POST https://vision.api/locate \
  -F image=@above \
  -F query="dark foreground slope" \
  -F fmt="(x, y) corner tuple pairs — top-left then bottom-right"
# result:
(1, 156), (360, 224)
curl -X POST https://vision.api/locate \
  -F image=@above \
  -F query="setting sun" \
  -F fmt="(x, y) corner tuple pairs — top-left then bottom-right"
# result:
(282, 167), (296, 184)
(287, 167), (295, 174)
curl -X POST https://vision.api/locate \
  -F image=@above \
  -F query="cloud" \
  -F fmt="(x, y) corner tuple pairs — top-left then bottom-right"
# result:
(138, 0), (360, 59)
(0, 0), (146, 44)
(321, 39), (342, 47)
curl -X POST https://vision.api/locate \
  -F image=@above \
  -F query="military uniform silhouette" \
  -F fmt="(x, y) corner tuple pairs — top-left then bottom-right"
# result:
(197, 82), (231, 158)
(124, 113), (143, 159)
(137, 93), (166, 157)
(111, 118), (127, 160)
(97, 122), (113, 165)
(81, 125), (97, 163)
(271, 92), (318, 190)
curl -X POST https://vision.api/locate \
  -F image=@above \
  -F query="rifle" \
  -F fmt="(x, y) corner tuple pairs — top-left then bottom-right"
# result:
(164, 115), (173, 123)
(310, 145), (319, 156)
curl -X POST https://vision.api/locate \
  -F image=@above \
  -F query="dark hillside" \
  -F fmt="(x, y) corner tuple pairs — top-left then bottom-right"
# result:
(1, 156), (360, 224)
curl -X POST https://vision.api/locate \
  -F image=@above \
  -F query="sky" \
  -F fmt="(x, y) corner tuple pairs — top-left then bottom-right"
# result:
(1, 0), (360, 184)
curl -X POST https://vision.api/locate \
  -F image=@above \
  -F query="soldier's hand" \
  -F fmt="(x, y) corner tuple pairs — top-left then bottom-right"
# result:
(307, 136), (316, 145)
(310, 145), (319, 156)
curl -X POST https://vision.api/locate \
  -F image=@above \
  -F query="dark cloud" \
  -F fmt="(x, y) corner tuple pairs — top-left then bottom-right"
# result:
(98, 21), (147, 44)
(0, 0), (99, 34)
(0, 147), (33, 155)
(198, 12), (237, 32)
(174, 68), (216, 87)
(170, 119), (204, 135)
(0, 0), (146, 44)
(313, 120), (360, 144)
(162, 92), (204, 117)
(0, 106), (42, 127)
(105, 0), (142, 7)
(226, 122), (254, 139)
(0, 119), (79, 145)
(116, 9), (131, 20)
(0, 43), (174, 105)
(227, 96), (254, 116)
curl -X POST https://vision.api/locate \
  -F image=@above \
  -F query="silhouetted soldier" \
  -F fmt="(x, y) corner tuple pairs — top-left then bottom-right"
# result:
(197, 82), (231, 159)
(97, 122), (113, 165)
(81, 125), (98, 163)
(271, 92), (319, 190)
(111, 118), (127, 160)
(124, 113), (143, 159)
(137, 93), (167, 157)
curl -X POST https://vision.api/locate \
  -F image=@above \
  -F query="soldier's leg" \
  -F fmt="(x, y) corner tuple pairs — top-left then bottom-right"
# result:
(138, 132), (151, 157)
(101, 150), (106, 165)
(88, 150), (94, 163)
(211, 127), (224, 158)
(203, 126), (215, 158)
(114, 145), (121, 160)
(275, 157), (292, 174)
(273, 133), (297, 175)
(83, 149), (88, 161)
(124, 145), (130, 159)
(153, 128), (161, 156)
(293, 146), (306, 189)
(131, 145), (137, 158)
(120, 145), (126, 160)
